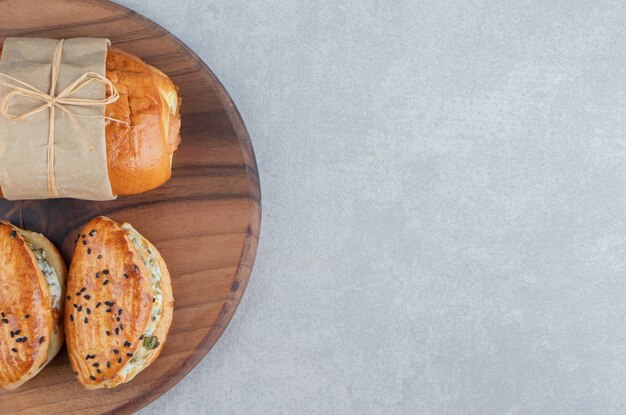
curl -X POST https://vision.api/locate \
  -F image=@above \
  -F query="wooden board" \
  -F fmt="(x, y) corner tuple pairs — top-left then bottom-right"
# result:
(0, 0), (261, 413)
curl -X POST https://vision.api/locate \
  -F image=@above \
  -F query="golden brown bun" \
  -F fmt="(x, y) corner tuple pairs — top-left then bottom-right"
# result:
(0, 222), (67, 390)
(0, 46), (181, 196)
(105, 47), (181, 195)
(65, 217), (173, 389)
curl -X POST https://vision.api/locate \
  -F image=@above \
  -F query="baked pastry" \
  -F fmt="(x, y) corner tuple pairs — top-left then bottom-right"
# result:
(0, 46), (182, 196)
(0, 221), (67, 390)
(65, 216), (174, 389)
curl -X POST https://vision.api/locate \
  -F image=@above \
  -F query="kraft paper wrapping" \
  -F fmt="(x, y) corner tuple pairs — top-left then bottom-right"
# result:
(0, 37), (115, 200)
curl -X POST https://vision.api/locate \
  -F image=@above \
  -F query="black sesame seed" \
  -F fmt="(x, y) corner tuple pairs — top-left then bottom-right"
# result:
(118, 357), (122, 363)
(11, 348), (17, 353)
(76, 292), (81, 297)
(105, 331), (111, 336)
(10, 231), (16, 238)
(84, 295), (91, 300)
(73, 304), (78, 309)
(102, 269), (109, 275)
(124, 273), (128, 279)
(103, 280), (109, 286)
(86, 308), (91, 315)
(1, 312), (4, 317)
(15, 338), (21, 343)
(124, 341), (131, 347)
(106, 308), (112, 313)
(139, 335), (144, 340)
(97, 369), (101, 374)
(89, 230), (96, 237)
(80, 287), (86, 293)
(87, 248), (91, 255)
(70, 314), (74, 321)
(107, 361), (111, 368)
(93, 363), (99, 367)
(39, 336), (45, 343)
(10, 331), (14, 338)
(133, 265), (139, 271)
(78, 306), (82, 312)
(82, 240), (87, 245)
(104, 301), (111, 306)
(115, 328), (120, 335)
(90, 376), (96, 381)
(2, 319), (8, 324)
(21, 337), (27, 342)
(116, 317), (120, 322)
(96, 302), (101, 308)
(127, 353), (133, 357)
(113, 349), (119, 354)
(74, 371), (78, 376)
(153, 297), (156, 303)
(118, 309), (123, 316)
(66, 295), (71, 300)
(84, 317), (88, 324)
(119, 324), (124, 330)
(14, 329), (20, 335)
(24, 314), (29, 319)
(81, 234), (86, 238)
(152, 316), (156, 321)
(95, 272), (99, 279)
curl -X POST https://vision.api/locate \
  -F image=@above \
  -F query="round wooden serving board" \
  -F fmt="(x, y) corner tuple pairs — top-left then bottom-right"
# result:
(0, 0), (261, 413)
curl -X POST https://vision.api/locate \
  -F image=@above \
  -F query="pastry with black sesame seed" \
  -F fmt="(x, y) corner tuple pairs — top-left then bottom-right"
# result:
(65, 216), (173, 389)
(0, 221), (67, 390)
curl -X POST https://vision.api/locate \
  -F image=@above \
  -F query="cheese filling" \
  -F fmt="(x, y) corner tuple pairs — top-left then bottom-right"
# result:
(26, 242), (61, 309)
(119, 224), (163, 377)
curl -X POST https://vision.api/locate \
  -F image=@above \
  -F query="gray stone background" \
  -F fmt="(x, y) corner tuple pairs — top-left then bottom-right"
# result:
(116, 1), (626, 414)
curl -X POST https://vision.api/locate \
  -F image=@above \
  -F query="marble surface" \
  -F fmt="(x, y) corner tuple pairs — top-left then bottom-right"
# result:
(118, 1), (626, 414)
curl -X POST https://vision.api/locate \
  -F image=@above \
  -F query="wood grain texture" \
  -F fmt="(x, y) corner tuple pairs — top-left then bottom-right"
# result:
(0, 0), (261, 413)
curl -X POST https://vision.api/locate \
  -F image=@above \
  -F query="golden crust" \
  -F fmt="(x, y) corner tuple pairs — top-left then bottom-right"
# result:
(98, 227), (174, 388)
(0, 222), (66, 390)
(19, 229), (67, 371)
(0, 46), (181, 197)
(20, 230), (67, 324)
(105, 47), (181, 196)
(65, 217), (173, 389)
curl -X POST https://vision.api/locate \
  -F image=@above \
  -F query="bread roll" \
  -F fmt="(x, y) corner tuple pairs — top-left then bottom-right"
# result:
(0, 46), (181, 196)
(65, 216), (174, 389)
(0, 221), (67, 390)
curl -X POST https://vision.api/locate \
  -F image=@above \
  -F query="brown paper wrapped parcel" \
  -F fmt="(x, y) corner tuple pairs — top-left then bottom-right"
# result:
(0, 37), (117, 200)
